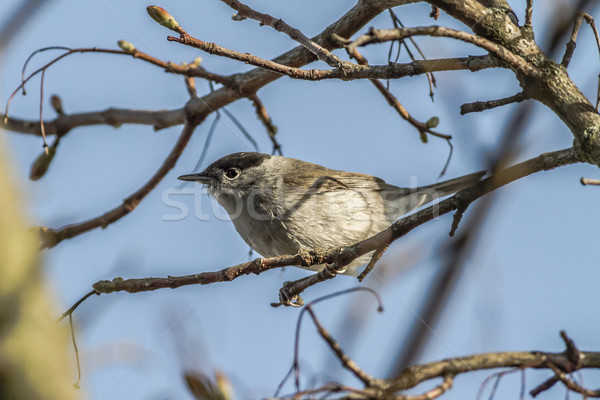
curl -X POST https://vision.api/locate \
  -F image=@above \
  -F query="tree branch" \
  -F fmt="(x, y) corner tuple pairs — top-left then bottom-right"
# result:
(349, 26), (540, 77)
(221, 0), (345, 68)
(460, 92), (528, 114)
(39, 120), (200, 248)
(342, 41), (451, 141)
(1, 107), (186, 136)
(388, 349), (600, 392)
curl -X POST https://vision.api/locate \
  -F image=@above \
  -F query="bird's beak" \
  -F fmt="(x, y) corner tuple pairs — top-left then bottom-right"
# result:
(177, 172), (214, 184)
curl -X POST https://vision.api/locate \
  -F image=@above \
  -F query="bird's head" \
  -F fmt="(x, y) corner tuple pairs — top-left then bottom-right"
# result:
(178, 152), (272, 200)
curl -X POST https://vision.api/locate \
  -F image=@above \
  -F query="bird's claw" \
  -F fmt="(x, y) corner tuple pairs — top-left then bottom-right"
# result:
(270, 281), (305, 307)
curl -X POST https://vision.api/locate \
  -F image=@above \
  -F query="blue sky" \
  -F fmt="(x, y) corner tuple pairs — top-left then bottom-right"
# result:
(1, 0), (600, 399)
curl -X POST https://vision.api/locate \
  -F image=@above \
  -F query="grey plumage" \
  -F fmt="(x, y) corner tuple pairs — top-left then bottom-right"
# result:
(179, 152), (484, 274)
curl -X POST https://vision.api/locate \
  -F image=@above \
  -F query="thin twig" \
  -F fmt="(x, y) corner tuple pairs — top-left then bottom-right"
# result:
(339, 35), (456, 175)
(184, 75), (197, 98)
(221, 108), (259, 152)
(292, 289), (383, 392)
(521, 369), (527, 400)
(306, 306), (381, 387)
(559, 10), (600, 109)
(39, 68), (48, 153)
(405, 373), (453, 400)
(57, 290), (97, 322)
(40, 121), (199, 248)
(581, 177), (600, 185)
(169, 33), (337, 80)
(221, 0), (345, 68)
(4, 47), (230, 123)
(341, 42), (451, 141)
(276, 288), (383, 396)
(69, 314), (82, 389)
(561, 12), (600, 72)
(460, 92), (527, 114)
(21, 46), (70, 95)
(547, 364), (600, 397)
(388, 10), (437, 99)
(189, 112), (220, 174)
(248, 94), (281, 155)
(525, 0), (534, 29)
(476, 369), (521, 400)
(357, 245), (388, 282)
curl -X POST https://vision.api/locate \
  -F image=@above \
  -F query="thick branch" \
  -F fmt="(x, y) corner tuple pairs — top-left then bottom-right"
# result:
(426, 0), (600, 165)
(387, 349), (600, 392)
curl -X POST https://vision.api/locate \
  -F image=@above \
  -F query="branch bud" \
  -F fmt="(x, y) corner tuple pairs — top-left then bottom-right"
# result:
(146, 6), (180, 32)
(30, 144), (57, 181)
(50, 95), (64, 115)
(426, 116), (439, 128)
(117, 40), (136, 52)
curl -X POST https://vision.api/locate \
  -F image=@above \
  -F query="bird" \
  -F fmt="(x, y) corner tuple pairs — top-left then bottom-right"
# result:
(178, 152), (484, 275)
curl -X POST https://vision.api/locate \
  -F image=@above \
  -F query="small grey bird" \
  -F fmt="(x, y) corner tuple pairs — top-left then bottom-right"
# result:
(179, 152), (483, 275)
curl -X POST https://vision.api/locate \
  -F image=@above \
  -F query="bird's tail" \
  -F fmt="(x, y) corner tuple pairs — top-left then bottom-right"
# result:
(384, 171), (486, 219)
(418, 170), (486, 199)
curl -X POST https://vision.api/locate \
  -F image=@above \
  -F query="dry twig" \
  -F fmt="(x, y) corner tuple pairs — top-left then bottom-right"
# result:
(460, 92), (528, 114)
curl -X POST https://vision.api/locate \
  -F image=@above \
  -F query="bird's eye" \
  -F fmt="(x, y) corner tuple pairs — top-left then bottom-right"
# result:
(224, 167), (241, 179)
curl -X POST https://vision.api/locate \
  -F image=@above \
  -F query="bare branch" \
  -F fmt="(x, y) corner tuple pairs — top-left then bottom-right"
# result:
(525, 0), (534, 29)
(561, 12), (600, 110)
(38, 69), (49, 153)
(68, 314), (81, 389)
(348, 26), (541, 77)
(357, 245), (388, 282)
(247, 95), (281, 155)
(274, 331), (600, 399)
(302, 289), (383, 388)
(387, 9), (438, 100)
(221, 0), (345, 68)
(1, 107), (186, 136)
(388, 348), (600, 393)
(407, 374), (454, 400)
(530, 375), (560, 397)
(3, 47), (230, 123)
(561, 12), (600, 68)
(342, 41), (451, 141)
(546, 364), (600, 397)
(39, 121), (199, 248)
(581, 177), (600, 185)
(460, 92), (527, 114)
